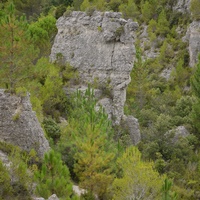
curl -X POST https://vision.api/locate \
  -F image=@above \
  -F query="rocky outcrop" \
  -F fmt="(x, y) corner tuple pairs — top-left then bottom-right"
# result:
(173, 0), (191, 13)
(0, 89), (50, 157)
(185, 21), (200, 66)
(50, 11), (138, 126)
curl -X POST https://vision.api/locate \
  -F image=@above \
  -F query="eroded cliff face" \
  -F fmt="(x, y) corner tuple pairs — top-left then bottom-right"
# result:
(50, 11), (138, 125)
(0, 89), (50, 157)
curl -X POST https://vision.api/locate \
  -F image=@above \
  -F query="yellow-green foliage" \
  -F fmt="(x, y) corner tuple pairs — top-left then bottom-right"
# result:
(59, 88), (116, 199)
(12, 111), (21, 121)
(190, 0), (200, 20)
(141, 0), (155, 23)
(28, 14), (57, 56)
(0, 2), (38, 92)
(74, 125), (115, 198)
(112, 146), (165, 200)
(119, 0), (140, 20)
(80, 0), (90, 11)
(148, 19), (157, 42)
(0, 146), (36, 199)
(93, 0), (106, 11)
(16, 87), (27, 97)
(0, 160), (13, 199)
(156, 9), (170, 36)
(0, 141), (16, 154)
(159, 40), (174, 65)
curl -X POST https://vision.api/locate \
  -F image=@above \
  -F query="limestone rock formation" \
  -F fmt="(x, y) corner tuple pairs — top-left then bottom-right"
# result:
(50, 11), (138, 126)
(185, 21), (200, 66)
(0, 89), (50, 157)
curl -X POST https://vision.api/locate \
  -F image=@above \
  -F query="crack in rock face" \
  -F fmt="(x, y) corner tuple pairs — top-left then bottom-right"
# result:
(50, 11), (138, 127)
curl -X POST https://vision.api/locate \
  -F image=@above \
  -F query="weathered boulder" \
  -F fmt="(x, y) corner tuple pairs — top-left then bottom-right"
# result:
(0, 89), (50, 157)
(184, 21), (200, 66)
(50, 11), (138, 125)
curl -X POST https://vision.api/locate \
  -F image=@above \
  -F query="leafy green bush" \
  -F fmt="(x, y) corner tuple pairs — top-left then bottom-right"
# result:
(0, 160), (13, 199)
(190, 0), (200, 20)
(43, 118), (61, 142)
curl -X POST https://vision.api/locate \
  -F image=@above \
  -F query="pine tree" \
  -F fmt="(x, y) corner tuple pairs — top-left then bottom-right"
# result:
(59, 88), (116, 199)
(141, 0), (155, 23)
(156, 9), (170, 36)
(191, 56), (200, 98)
(119, 0), (140, 20)
(35, 150), (72, 199)
(74, 124), (115, 199)
(191, 56), (200, 135)
(127, 46), (149, 112)
(0, 2), (38, 91)
(13, 0), (42, 20)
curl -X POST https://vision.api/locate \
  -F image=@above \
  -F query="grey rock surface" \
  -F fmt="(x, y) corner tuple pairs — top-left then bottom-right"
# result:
(73, 185), (86, 196)
(48, 194), (59, 200)
(0, 89), (50, 157)
(173, 126), (189, 141)
(0, 150), (11, 168)
(173, 0), (191, 13)
(185, 21), (200, 66)
(122, 115), (141, 145)
(96, 98), (113, 120)
(160, 67), (173, 80)
(166, 125), (190, 143)
(50, 11), (137, 125)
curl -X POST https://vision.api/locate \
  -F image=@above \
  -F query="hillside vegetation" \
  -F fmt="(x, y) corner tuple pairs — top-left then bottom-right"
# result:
(1, 0), (200, 199)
